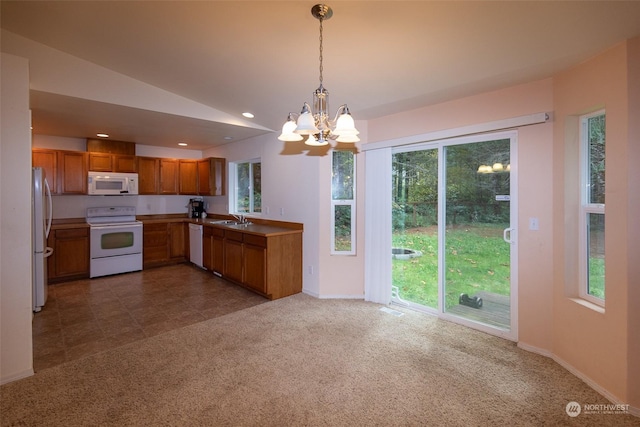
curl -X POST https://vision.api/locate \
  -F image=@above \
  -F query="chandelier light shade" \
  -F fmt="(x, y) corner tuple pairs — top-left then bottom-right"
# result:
(278, 4), (360, 146)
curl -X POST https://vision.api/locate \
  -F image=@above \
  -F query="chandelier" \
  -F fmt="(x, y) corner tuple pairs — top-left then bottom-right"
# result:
(278, 4), (360, 146)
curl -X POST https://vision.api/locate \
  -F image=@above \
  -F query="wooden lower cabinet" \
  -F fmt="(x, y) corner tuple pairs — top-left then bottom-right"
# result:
(212, 228), (224, 274)
(243, 242), (267, 294)
(169, 222), (187, 260)
(47, 227), (90, 283)
(143, 221), (187, 268)
(213, 226), (301, 300)
(143, 223), (169, 267)
(223, 230), (244, 283)
(203, 226), (224, 273)
(203, 226), (213, 271)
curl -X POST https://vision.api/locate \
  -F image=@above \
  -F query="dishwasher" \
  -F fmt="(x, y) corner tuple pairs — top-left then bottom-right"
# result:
(188, 223), (204, 269)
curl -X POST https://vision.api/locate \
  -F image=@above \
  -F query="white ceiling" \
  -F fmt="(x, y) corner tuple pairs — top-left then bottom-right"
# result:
(3, 1), (640, 150)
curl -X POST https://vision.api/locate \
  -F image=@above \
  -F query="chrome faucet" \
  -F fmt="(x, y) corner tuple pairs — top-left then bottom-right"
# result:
(232, 214), (248, 224)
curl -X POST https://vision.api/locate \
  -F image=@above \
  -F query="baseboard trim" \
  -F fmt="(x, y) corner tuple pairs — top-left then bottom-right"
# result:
(317, 294), (365, 300)
(301, 289), (319, 298)
(1, 368), (34, 385)
(518, 342), (638, 418)
(301, 289), (365, 300)
(517, 341), (553, 358)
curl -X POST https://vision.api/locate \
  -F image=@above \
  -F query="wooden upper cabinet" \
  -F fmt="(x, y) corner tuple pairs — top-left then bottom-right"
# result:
(33, 148), (89, 194)
(58, 151), (88, 194)
(178, 160), (198, 195)
(113, 155), (137, 172)
(86, 139), (136, 173)
(159, 159), (179, 194)
(137, 156), (160, 194)
(32, 149), (58, 194)
(89, 153), (137, 172)
(198, 157), (226, 196)
(88, 152), (111, 171)
(86, 138), (135, 155)
(33, 147), (226, 197)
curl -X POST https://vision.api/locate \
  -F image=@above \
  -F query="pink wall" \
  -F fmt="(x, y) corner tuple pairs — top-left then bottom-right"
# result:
(368, 79), (553, 143)
(625, 37), (640, 409)
(552, 41), (635, 406)
(367, 50), (639, 410)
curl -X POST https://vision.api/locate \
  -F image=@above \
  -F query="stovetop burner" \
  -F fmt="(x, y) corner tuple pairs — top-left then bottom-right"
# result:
(86, 206), (138, 225)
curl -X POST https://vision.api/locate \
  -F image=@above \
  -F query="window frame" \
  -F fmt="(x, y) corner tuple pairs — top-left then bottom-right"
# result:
(229, 158), (262, 215)
(330, 150), (356, 255)
(578, 110), (605, 306)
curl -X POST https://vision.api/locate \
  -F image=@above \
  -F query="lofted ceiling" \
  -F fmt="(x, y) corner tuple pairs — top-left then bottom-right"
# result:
(3, 1), (640, 150)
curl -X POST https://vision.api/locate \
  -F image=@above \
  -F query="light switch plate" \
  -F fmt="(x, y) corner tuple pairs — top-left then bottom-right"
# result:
(529, 217), (539, 231)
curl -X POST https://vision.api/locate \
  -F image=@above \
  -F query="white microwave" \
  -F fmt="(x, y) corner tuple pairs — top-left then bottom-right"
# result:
(88, 172), (139, 195)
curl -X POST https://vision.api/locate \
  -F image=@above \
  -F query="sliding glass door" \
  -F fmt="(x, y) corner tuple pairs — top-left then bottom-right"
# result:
(391, 133), (517, 338)
(442, 139), (514, 333)
(391, 148), (439, 309)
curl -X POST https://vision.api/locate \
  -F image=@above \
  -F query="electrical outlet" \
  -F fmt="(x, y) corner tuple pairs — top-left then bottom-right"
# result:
(280, 208), (285, 216)
(529, 217), (539, 231)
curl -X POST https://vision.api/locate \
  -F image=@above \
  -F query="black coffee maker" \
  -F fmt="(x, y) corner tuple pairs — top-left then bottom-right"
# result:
(188, 198), (205, 218)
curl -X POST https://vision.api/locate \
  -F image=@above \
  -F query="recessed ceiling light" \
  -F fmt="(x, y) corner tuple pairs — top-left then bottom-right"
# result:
(223, 136), (233, 140)
(178, 142), (188, 146)
(242, 112), (254, 119)
(96, 133), (109, 138)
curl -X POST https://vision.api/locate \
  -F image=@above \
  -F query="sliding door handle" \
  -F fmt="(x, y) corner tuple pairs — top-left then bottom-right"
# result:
(503, 227), (515, 244)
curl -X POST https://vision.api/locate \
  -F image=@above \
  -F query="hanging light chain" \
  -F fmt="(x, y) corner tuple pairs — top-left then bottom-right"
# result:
(318, 15), (324, 85)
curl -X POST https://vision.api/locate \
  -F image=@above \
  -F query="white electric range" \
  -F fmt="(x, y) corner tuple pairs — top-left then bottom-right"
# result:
(86, 206), (143, 278)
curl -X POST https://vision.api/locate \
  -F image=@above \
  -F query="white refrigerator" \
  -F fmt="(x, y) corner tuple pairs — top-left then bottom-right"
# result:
(32, 167), (53, 312)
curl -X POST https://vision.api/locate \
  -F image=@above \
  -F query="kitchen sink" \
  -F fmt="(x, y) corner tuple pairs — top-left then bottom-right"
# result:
(205, 219), (252, 226)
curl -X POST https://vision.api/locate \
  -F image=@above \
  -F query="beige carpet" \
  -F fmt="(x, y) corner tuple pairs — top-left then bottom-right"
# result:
(1, 294), (637, 426)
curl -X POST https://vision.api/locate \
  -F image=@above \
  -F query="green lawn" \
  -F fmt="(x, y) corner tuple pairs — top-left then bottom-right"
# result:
(588, 258), (605, 299)
(392, 224), (510, 309)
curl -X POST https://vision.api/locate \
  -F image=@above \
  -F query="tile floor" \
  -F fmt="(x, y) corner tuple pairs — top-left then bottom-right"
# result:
(32, 264), (268, 372)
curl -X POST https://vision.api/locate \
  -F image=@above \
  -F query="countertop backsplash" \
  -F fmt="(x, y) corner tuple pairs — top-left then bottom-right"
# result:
(51, 195), (211, 219)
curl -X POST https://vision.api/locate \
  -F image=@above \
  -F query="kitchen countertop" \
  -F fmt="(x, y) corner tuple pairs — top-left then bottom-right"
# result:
(51, 215), (303, 237)
(197, 220), (302, 237)
(50, 218), (89, 229)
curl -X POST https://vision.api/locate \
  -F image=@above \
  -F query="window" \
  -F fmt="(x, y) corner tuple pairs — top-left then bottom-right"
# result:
(331, 150), (356, 255)
(230, 159), (261, 214)
(579, 111), (605, 304)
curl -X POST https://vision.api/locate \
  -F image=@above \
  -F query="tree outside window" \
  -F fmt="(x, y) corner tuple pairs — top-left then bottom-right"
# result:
(580, 111), (605, 303)
(331, 150), (355, 254)
(233, 159), (261, 214)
